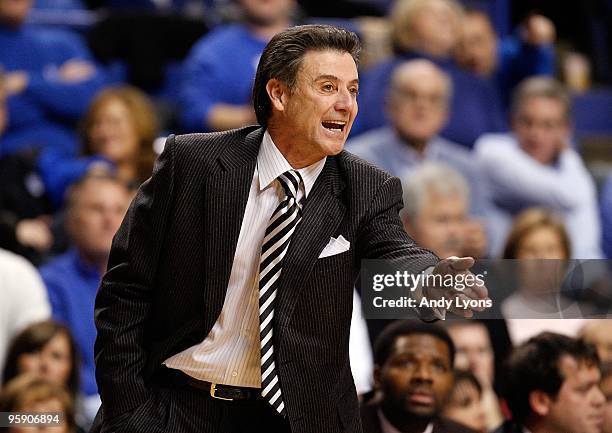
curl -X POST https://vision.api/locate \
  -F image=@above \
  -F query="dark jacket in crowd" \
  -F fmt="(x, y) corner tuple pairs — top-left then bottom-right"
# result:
(360, 402), (481, 433)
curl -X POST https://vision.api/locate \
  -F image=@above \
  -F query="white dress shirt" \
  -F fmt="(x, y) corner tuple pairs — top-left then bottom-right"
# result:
(164, 131), (326, 387)
(0, 248), (50, 380)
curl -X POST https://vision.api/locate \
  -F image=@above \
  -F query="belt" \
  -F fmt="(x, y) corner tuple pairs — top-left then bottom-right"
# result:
(161, 367), (260, 401)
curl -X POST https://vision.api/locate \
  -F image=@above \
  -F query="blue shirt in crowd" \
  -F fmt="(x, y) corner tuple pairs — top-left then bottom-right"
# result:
(356, 51), (506, 148)
(0, 24), (106, 157)
(39, 248), (101, 397)
(346, 126), (490, 218)
(36, 150), (111, 208)
(179, 24), (268, 132)
(601, 174), (612, 259)
(496, 34), (555, 106)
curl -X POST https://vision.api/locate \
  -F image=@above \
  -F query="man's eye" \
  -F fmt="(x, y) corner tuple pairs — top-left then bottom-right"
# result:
(322, 84), (334, 91)
(349, 87), (359, 96)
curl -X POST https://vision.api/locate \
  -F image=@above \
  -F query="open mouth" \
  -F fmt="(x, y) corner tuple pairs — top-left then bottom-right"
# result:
(321, 120), (346, 133)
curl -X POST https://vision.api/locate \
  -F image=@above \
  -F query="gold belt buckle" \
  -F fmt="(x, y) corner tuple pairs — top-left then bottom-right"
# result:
(210, 383), (234, 401)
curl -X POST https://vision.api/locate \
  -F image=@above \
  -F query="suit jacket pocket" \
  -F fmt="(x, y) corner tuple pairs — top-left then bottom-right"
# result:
(311, 249), (353, 275)
(103, 392), (157, 433)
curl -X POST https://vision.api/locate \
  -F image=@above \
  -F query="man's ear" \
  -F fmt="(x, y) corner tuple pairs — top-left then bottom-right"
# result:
(529, 389), (552, 417)
(373, 365), (382, 390)
(266, 78), (287, 112)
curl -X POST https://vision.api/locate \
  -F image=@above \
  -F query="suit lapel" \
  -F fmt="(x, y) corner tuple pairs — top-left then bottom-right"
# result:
(275, 156), (346, 345)
(202, 127), (263, 314)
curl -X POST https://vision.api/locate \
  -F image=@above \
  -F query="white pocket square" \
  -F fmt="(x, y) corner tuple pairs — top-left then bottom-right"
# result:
(318, 235), (350, 258)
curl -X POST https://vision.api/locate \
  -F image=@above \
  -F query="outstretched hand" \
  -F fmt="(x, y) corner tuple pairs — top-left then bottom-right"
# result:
(426, 256), (490, 318)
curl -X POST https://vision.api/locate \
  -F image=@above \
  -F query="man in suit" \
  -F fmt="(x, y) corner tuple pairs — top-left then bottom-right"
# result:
(494, 332), (604, 433)
(361, 321), (479, 433)
(91, 24), (487, 433)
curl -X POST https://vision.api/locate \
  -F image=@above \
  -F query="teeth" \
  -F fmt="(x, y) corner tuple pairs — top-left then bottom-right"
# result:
(322, 120), (347, 132)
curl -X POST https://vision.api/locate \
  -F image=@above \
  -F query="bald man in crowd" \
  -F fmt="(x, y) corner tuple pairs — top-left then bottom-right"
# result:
(347, 60), (488, 258)
(580, 321), (612, 363)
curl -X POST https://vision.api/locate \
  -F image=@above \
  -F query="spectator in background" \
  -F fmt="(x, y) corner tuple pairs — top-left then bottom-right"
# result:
(501, 209), (586, 322)
(37, 86), (159, 206)
(441, 370), (487, 433)
(601, 174), (612, 259)
(501, 208), (588, 345)
(358, 0), (505, 147)
(361, 321), (478, 433)
(180, 0), (295, 132)
(445, 321), (504, 430)
(581, 321), (612, 363)
(600, 362), (612, 433)
(2, 321), (79, 403)
(0, 76), (54, 263)
(455, 10), (556, 107)
(38, 175), (131, 423)
(401, 163), (488, 260)
(348, 59), (490, 218)
(0, 248), (50, 380)
(0, 0), (107, 158)
(0, 375), (77, 433)
(476, 77), (603, 259)
(495, 332), (604, 433)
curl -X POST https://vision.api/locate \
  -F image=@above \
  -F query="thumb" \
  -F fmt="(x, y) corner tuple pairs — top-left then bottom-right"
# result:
(445, 256), (475, 271)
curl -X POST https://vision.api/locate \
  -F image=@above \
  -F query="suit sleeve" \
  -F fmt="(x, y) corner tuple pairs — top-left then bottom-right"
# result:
(94, 135), (176, 419)
(357, 175), (440, 321)
(357, 176), (438, 267)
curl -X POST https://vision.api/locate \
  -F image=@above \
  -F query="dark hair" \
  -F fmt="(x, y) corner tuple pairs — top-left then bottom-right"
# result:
(2, 320), (80, 401)
(504, 332), (599, 423)
(453, 369), (483, 396)
(374, 320), (455, 366)
(252, 24), (361, 126)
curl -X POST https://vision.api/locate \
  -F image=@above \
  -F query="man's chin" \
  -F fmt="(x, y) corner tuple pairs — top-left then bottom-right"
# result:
(402, 403), (436, 420)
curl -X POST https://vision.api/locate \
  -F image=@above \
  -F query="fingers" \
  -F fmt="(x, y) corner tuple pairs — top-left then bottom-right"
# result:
(461, 281), (489, 299)
(448, 256), (475, 271)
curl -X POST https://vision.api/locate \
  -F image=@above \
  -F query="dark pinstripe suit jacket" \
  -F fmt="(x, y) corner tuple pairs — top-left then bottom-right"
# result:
(93, 126), (439, 433)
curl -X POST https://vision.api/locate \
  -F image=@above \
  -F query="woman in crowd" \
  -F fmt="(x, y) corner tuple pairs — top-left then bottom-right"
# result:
(0, 374), (78, 433)
(442, 370), (487, 433)
(501, 208), (587, 342)
(38, 85), (160, 206)
(2, 320), (79, 401)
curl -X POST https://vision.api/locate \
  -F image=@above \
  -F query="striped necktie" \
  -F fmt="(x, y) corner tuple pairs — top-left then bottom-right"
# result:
(258, 170), (303, 416)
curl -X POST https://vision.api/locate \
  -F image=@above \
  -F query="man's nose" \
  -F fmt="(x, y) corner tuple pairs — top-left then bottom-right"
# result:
(334, 88), (355, 112)
(593, 387), (606, 406)
(412, 363), (434, 382)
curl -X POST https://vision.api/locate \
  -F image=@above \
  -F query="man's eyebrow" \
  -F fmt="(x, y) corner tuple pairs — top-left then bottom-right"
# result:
(314, 74), (360, 85)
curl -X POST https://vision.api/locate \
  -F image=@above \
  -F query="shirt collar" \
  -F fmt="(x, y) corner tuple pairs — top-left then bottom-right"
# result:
(257, 130), (326, 198)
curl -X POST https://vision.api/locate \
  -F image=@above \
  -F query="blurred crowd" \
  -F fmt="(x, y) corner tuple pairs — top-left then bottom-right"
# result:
(1, 0), (612, 432)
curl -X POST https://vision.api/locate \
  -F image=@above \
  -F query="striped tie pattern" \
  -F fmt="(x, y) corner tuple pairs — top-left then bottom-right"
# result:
(258, 170), (303, 416)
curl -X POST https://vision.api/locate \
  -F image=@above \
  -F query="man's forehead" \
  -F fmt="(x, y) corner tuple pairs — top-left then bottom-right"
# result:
(391, 334), (450, 358)
(559, 355), (600, 382)
(298, 50), (358, 80)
